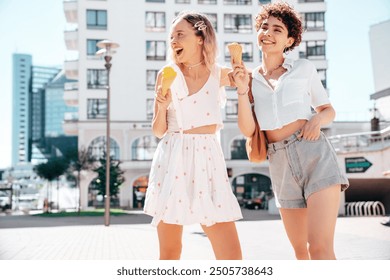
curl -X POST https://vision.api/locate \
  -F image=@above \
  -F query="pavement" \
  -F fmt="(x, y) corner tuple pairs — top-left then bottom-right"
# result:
(0, 209), (389, 260)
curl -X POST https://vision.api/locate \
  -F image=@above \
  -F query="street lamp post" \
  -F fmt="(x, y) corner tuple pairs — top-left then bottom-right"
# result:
(96, 40), (119, 226)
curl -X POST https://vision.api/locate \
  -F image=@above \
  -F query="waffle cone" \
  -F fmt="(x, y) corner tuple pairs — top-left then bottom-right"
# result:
(161, 66), (177, 96)
(228, 43), (242, 64)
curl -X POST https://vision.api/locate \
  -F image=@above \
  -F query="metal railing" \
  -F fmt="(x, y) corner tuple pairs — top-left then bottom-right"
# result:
(328, 126), (390, 153)
(345, 201), (386, 216)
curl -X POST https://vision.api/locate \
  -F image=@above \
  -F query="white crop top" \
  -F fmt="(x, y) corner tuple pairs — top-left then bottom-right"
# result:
(166, 63), (226, 132)
(252, 58), (330, 131)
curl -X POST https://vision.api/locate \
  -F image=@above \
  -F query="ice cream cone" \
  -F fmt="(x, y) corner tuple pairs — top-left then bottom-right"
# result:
(228, 42), (243, 64)
(161, 66), (177, 96)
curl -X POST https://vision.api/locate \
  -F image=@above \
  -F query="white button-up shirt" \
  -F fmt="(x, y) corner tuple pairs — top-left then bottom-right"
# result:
(252, 58), (330, 131)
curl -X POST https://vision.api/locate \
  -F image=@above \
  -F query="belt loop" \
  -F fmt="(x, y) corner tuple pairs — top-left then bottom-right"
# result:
(272, 143), (276, 151)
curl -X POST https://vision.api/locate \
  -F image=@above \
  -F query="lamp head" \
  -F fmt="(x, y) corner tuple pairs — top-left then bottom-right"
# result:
(96, 40), (119, 56)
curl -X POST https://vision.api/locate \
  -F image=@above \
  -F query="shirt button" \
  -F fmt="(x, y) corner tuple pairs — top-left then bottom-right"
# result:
(283, 140), (288, 144)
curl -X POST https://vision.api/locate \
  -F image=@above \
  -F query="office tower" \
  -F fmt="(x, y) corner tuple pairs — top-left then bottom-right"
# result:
(12, 54), (60, 165)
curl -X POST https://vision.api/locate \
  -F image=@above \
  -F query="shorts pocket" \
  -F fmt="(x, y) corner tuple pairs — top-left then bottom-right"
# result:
(282, 78), (307, 106)
(301, 137), (322, 143)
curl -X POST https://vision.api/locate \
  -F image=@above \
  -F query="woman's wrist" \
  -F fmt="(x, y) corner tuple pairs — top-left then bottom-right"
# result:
(237, 87), (249, 96)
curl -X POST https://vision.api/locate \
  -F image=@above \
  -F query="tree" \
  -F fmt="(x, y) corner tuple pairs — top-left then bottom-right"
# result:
(35, 158), (68, 213)
(92, 152), (125, 199)
(66, 147), (94, 214)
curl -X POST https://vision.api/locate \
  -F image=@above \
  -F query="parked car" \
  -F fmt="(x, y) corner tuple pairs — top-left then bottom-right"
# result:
(244, 191), (273, 210)
(0, 191), (11, 211)
(244, 196), (264, 210)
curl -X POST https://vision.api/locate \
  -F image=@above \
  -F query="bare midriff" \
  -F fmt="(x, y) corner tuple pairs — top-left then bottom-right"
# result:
(265, 119), (307, 143)
(181, 124), (218, 134)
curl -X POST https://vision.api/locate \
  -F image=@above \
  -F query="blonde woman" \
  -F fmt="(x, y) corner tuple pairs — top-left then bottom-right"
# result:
(144, 11), (242, 260)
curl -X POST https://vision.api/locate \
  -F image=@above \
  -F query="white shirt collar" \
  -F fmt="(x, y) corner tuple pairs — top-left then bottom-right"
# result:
(252, 58), (294, 81)
(282, 58), (294, 72)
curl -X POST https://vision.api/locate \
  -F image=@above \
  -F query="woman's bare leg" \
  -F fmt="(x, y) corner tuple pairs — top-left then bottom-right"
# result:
(157, 222), (183, 260)
(279, 208), (310, 260)
(201, 221), (242, 260)
(307, 185), (340, 260)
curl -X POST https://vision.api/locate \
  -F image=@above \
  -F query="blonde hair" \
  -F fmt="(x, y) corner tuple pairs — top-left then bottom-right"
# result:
(169, 11), (218, 71)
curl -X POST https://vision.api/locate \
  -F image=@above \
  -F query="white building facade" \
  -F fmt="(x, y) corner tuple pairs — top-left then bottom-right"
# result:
(369, 20), (390, 122)
(63, 0), (328, 209)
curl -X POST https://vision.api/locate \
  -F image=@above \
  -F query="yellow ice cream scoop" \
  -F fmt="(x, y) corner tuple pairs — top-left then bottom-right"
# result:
(161, 66), (177, 96)
(227, 42), (243, 64)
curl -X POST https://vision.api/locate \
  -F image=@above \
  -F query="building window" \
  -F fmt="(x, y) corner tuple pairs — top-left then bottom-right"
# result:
(231, 137), (248, 160)
(226, 99), (238, 119)
(176, 0), (190, 3)
(225, 42), (253, 62)
(87, 39), (103, 56)
(88, 136), (120, 161)
(145, 12), (166, 32)
(205, 13), (218, 32)
(132, 135), (159, 160)
(224, 14), (252, 33)
(304, 12), (325, 31)
(224, 0), (251, 5)
(299, 40), (325, 60)
(317, 69), (327, 88)
(198, 0), (217, 4)
(146, 70), (158, 90)
(146, 98), (154, 120)
(87, 99), (107, 119)
(87, 69), (107, 89)
(298, 0), (324, 3)
(258, 0), (271, 4)
(87, 10), (107, 29)
(146, 41), (166, 60)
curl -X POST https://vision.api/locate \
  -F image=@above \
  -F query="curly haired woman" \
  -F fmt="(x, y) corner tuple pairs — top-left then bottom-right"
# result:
(231, 2), (349, 259)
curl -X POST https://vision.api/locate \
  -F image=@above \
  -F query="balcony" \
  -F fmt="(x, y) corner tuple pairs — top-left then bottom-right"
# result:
(297, 0), (326, 13)
(64, 59), (79, 80)
(63, 112), (78, 135)
(64, 29), (78, 50)
(63, 82), (79, 106)
(63, 1), (77, 23)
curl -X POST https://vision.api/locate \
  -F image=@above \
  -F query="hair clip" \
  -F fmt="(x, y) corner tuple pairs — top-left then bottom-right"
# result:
(194, 21), (207, 31)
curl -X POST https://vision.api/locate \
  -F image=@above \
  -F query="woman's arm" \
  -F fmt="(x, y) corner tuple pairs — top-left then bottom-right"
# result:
(237, 93), (256, 137)
(152, 72), (172, 138)
(220, 67), (234, 87)
(298, 104), (335, 141)
(231, 63), (256, 137)
(298, 61), (336, 141)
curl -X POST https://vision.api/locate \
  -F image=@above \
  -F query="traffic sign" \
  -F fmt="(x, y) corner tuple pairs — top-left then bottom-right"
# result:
(345, 157), (373, 173)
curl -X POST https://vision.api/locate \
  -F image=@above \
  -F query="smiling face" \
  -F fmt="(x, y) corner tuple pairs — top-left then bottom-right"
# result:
(170, 19), (204, 64)
(257, 16), (294, 55)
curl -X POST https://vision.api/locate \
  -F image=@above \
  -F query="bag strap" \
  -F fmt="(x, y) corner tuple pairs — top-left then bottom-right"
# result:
(247, 74), (268, 143)
(247, 74), (254, 106)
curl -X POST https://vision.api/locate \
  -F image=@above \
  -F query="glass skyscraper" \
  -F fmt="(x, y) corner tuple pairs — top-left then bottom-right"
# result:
(12, 54), (32, 165)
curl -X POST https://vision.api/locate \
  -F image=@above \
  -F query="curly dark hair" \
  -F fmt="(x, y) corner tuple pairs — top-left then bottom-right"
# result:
(255, 2), (303, 52)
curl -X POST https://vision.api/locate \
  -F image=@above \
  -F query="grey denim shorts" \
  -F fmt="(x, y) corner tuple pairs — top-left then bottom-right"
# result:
(267, 131), (349, 208)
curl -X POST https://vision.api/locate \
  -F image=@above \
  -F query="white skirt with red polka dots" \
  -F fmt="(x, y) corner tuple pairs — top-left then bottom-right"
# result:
(144, 132), (243, 227)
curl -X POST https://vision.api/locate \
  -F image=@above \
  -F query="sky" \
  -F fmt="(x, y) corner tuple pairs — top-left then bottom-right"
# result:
(0, 0), (389, 170)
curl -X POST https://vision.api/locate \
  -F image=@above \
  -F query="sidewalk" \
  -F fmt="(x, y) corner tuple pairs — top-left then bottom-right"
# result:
(0, 210), (389, 260)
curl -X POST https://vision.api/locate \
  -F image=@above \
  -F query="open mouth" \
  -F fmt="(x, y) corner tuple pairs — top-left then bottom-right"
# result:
(261, 39), (275, 45)
(175, 48), (184, 56)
